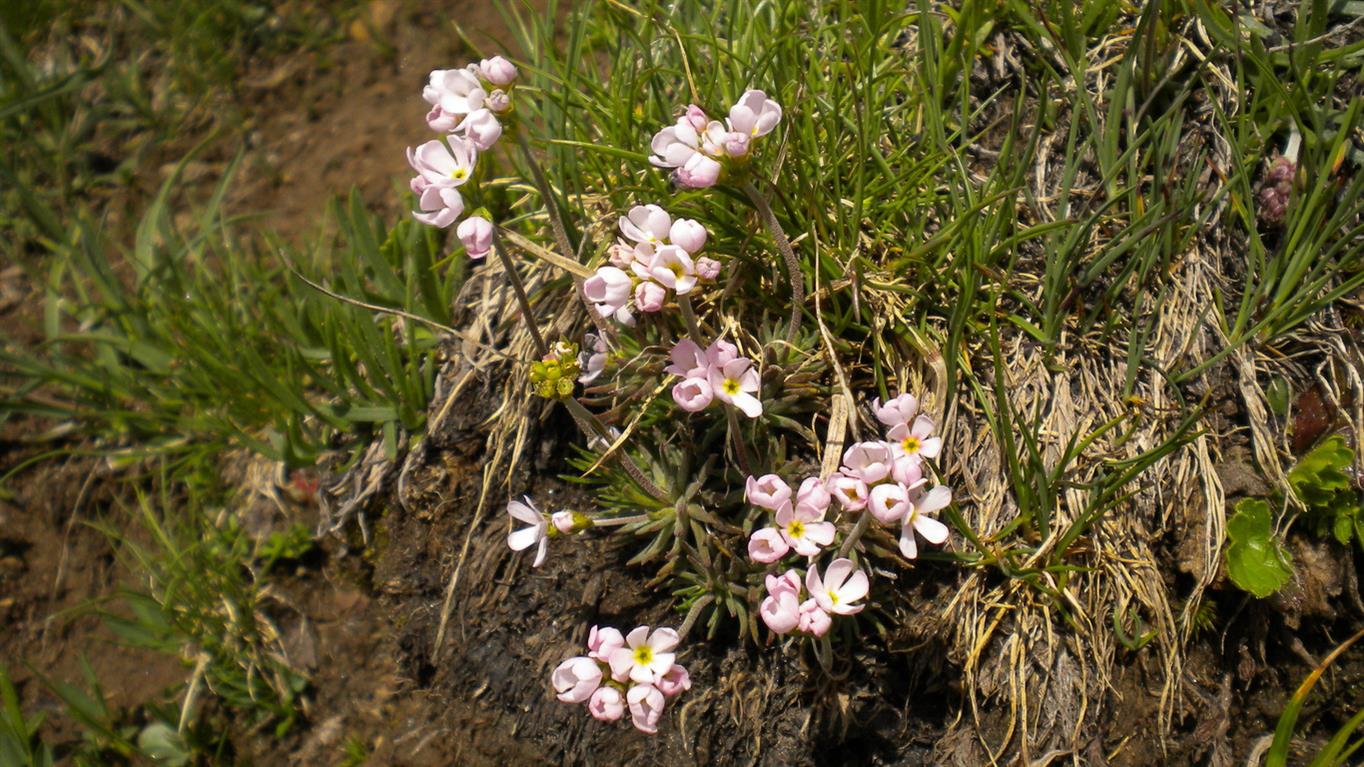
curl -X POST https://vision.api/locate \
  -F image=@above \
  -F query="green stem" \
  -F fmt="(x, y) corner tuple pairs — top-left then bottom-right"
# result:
(562, 396), (670, 502)
(837, 513), (872, 558)
(678, 294), (706, 346)
(726, 407), (752, 476)
(491, 226), (547, 356)
(741, 179), (802, 346)
(592, 513), (652, 528)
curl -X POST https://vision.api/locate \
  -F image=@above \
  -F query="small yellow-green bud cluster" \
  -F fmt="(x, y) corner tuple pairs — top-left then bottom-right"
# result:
(530, 340), (582, 399)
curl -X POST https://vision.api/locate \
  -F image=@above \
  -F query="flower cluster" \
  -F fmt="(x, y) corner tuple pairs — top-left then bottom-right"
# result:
(650, 90), (783, 188)
(530, 339), (583, 399)
(760, 558), (868, 637)
(406, 56), (519, 254)
(665, 339), (762, 419)
(552, 625), (691, 734)
(746, 475), (835, 562)
(828, 394), (951, 559)
(583, 205), (720, 325)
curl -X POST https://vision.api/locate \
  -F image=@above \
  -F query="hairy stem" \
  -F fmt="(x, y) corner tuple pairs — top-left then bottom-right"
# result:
(491, 226), (547, 356)
(678, 294), (706, 346)
(837, 513), (872, 558)
(741, 179), (802, 346)
(677, 594), (715, 640)
(562, 396), (670, 502)
(591, 513), (652, 528)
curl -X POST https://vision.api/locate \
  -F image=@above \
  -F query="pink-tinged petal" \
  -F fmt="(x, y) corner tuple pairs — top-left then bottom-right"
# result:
(824, 558), (854, 592)
(798, 599), (831, 636)
(507, 499), (539, 525)
(748, 528), (789, 564)
(914, 515), (950, 545)
(552, 657), (601, 703)
(789, 535), (823, 557)
(588, 686), (625, 721)
(911, 414), (936, 439)
(746, 474), (792, 510)
(672, 377), (713, 412)
(804, 521), (836, 546)
(874, 393), (919, 428)
(918, 485), (952, 514)
(805, 566), (825, 604)
(730, 391), (763, 419)
(588, 626), (625, 661)
(507, 526), (539, 552)
(774, 504), (795, 526)
(760, 592), (801, 634)
(607, 647), (636, 682)
(655, 665), (690, 698)
(532, 538), (548, 568)
(648, 628), (680, 654)
(629, 663), (656, 685)
(919, 436), (943, 459)
(627, 684), (666, 734)
(868, 483), (909, 526)
(838, 568), (869, 603)
(625, 625), (650, 648)
(899, 525), (919, 559)
(765, 570), (801, 598)
(795, 476), (831, 516)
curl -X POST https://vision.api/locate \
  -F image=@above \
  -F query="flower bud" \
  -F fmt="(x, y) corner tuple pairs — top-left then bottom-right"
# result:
(479, 56), (518, 86)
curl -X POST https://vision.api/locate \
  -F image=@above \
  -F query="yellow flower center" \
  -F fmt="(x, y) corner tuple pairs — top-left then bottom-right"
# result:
(827, 590), (840, 605)
(902, 436), (921, 454)
(786, 520), (805, 539)
(670, 263), (685, 278)
(451, 167), (467, 181)
(633, 646), (654, 666)
(722, 378), (741, 396)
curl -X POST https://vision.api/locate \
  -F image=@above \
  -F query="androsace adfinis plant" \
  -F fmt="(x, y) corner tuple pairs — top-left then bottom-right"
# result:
(406, 54), (957, 735)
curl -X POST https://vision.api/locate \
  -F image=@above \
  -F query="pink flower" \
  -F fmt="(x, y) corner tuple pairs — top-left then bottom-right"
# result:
(675, 152), (721, 188)
(647, 245), (697, 295)
(588, 686), (625, 721)
(795, 476), (831, 516)
(760, 590), (801, 634)
(649, 121), (701, 169)
(748, 527), (790, 564)
(486, 89), (511, 113)
(479, 56), (518, 86)
(551, 511), (575, 534)
(709, 358), (762, 418)
(552, 657), (601, 703)
(627, 684), (666, 734)
(456, 215), (493, 259)
(728, 89), (783, 138)
(760, 571), (803, 634)
(746, 474), (792, 510)
(634, 280), (666, 312)
(608, 626), (679, 685)
(413, 186), (464, 228)
(900, 485), (952, 559)
(619, 204), (673, 245)
(776, 503), (835, 557)
(873, 393), (920, 429)
(695, 256), (721, 281)
(891, 451), (928, 488)
(888, 415), (942, 463)
(408, 137), (477, 189)
(841, 441), (895, 484)
(584, 266), (634, 324)
(868, 482), (910, 526)
(587, 625), (625, 662)
(665, 339), (708, 378)
(827, 473), (869, 512)
(669, 219), (707, 254)
(507, 497), (548, 567)
(806, 558), (869, 616)
(655, 665), (691, 697)
(682, 104), (709, 131)
(608, 241), (636, 269)
(423, 68), (486, 116)
(722, 131), (750, 157)
(671, 377), (713, 412)
(704, 339), (739, 368)
(797, 599), (831, 637)
(461, 109), (503, 150)
(425, 105), (460, 132)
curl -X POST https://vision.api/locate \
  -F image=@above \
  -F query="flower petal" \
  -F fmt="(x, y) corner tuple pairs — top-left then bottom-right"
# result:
(914, 515), (950, 545)
(507, 526), (539, 551)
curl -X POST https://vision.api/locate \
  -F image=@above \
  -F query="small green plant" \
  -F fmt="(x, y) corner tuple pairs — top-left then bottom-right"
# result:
(1265, 627), (1364, 767)
(0, 667), (53, 767)
(1225, 498), (1294, 598)
(1289, 435), (1362, 547)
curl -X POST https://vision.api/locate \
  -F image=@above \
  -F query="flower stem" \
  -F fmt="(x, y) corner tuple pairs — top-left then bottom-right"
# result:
(491, 226), (547, 356)
(678, 294), (705, 346)
(726, 407), (752, 476)
(515, 127), (614, 342)
(677, 594), (715, 640)
(837, 513), (872, 558)
(740, 179), (802, 347)
(561, 396), (670, 502)
(591, 513), (652, 528)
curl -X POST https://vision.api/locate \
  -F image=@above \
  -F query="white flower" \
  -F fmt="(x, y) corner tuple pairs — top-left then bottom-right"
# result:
(899, 485), (951, 559)
(506, 496), (548, 567)
(806, 558), (869, 616)
(727, 89), (782, 137)
(607, 626), (679, 685)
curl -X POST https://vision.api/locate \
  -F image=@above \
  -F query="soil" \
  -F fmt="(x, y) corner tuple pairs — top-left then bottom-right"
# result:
(4, 3), (1364, 766)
